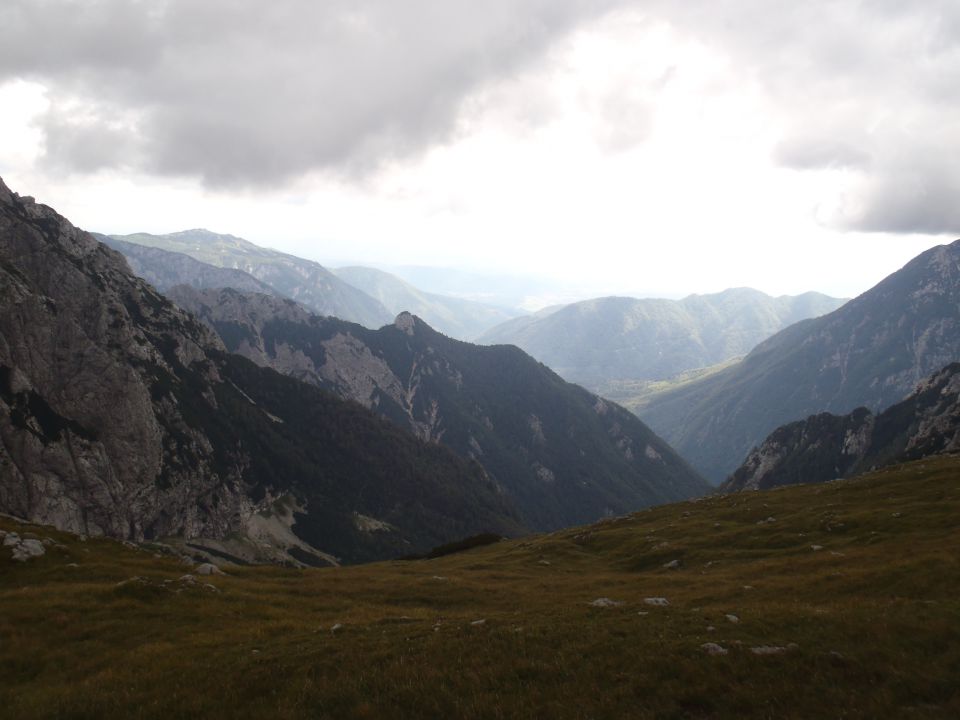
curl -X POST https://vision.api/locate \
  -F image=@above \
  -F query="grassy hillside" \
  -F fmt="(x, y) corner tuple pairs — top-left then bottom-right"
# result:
(2, 456), (959, 719)
(601, 355), (744, 411)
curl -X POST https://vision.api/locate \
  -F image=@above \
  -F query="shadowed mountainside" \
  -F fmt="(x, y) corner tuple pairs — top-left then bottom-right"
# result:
(0, 178), (520, 565)
(638, 240), (960, 483)
(166, 285), (710, 531)
(722, 362), (960, 492)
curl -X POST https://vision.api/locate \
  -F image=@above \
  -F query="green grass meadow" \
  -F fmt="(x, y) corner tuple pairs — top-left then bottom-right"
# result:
(2, 456), (959, 719)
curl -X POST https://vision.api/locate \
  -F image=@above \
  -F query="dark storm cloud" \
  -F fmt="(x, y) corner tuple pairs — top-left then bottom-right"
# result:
(0, 0), (618, 187)
(2, 0), (958, 235)
(841, 151), (960, 235)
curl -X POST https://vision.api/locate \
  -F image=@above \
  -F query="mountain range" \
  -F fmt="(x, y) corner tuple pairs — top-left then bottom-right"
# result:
(99, 236), (282, 297)
(478, 288), (846, 395)
(105, 231), (529, 340)
(722, 362), (960, 492)
(108, 229), (394, 328)
(165, 285), (709, 531)
(638, 240), (960, 482)
(332, 265), (522, 340)
(0, 180), (524, 564)
(0, 178), (710, 565)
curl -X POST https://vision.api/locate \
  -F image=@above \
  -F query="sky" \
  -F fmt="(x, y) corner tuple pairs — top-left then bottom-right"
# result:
(1, 1), (958, 308)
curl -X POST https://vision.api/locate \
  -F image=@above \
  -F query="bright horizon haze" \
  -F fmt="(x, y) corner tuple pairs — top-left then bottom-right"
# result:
(1, 2), (957, 308)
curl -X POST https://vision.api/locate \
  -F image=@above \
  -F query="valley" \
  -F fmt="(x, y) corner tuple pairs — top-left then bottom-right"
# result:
(2, 5), (958, 718)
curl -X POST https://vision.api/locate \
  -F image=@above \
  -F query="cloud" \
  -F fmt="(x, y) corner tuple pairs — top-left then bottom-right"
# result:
(0, 0), (618, 188)
(646, 0), (960, 235)
(774, 137), (872, 171)
(1, 0), (958, 236)
(833, 148), (960, 235)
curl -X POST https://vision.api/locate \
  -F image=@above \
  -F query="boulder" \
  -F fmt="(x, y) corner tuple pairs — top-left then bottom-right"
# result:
(196, 563), (225, 576)
(11, 538), (46, 562)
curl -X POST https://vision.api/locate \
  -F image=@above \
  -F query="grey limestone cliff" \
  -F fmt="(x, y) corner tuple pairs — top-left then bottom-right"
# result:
(0, 180), (245, 540)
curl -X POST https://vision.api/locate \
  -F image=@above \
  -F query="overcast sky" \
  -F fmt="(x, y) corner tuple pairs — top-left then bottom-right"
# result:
(1, 1), (957, 307)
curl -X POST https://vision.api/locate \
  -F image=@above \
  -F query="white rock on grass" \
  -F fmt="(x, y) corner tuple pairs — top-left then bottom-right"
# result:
(663, 559), (682, 570)
(589, 598), (624, 608)
(3, 532), (20, 547)
(701, 643), (728, 656)
(643, 597), (669, 607)
(196, 563), (225, 576)
(11, 538), (46, 562)
(751, 644), (799, 655)
(725, 614), (740, 624)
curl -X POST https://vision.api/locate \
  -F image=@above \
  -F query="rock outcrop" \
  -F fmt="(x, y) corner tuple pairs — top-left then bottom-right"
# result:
(722, 363), (960, 492)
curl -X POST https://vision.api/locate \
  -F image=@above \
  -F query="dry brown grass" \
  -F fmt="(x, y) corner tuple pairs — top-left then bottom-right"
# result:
(2, 456), (959, 719)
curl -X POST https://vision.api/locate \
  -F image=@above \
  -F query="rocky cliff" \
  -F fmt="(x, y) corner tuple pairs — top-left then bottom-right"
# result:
(166, 285), (710, 531)
(722, 363), (960, 492)
(0, 179), (520, 564)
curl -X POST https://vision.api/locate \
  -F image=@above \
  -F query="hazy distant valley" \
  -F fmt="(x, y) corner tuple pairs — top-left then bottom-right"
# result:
(4, 176), (960, 562)
(3, 179), (960, 718)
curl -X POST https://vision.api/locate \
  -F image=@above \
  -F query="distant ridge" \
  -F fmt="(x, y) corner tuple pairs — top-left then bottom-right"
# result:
(110, 229), (393, 328)
(333, 265), (523, 340)
(478, 288), (846, 394)
(639, 240), (960, 483)
(99, 235), (281, 296)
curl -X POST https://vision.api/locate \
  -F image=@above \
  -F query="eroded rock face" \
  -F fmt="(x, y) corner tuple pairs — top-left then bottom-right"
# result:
(722, 363), (960, 492)
(0, 179), (247, 541)
(0, 179), (521, 563)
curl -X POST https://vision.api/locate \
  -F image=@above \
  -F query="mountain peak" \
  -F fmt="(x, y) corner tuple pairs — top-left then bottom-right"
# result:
(394, 311), (417, 335)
